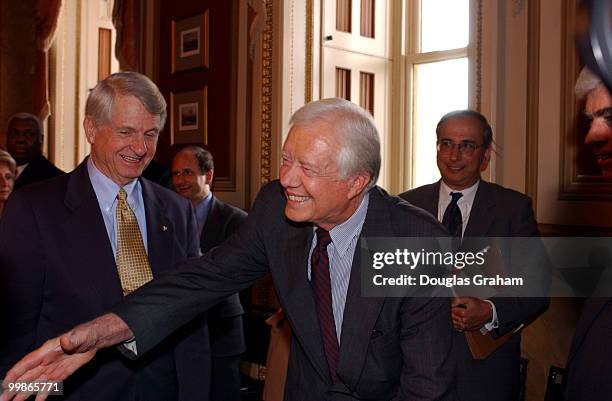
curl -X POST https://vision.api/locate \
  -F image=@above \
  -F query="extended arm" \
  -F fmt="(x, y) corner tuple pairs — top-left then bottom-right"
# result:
(1, 314), (131, 401)
(2, 181), (280, 399)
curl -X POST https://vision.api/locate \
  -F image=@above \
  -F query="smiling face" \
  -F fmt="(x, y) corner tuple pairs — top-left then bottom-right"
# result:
(584, 85), (612, 177)
(171, 150), (212, 205)
(84, 95), (160, 186)
(436, 115), (491, 190)
(279, 122), (369, 230)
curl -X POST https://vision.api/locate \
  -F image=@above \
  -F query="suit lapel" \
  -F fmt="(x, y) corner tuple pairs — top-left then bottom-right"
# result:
(63, 162), (124, 305)
(201, 196), (222, 252)
(336, 189), (386, 390)
(422, 181), (440, 217)
(141, 179), (174, 275)
(277, 224), (332, 383)
(14, 158), (39, 189)
(464, 181), (495, 237)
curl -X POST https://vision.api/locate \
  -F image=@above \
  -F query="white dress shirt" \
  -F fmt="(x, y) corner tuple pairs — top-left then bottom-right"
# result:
(438, 179), (499, 331)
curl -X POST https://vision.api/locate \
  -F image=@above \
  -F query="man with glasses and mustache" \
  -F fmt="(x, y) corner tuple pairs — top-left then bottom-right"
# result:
(400, 110), (548, 401)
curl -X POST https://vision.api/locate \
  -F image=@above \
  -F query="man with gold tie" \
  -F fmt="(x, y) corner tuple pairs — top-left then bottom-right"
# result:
(2, 98), (454, 401)
(0, 72), (209, 401)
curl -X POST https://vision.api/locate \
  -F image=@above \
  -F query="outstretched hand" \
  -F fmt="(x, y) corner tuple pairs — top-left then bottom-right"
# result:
(0, 336), (96, 401)
(1, 313), (133, 401)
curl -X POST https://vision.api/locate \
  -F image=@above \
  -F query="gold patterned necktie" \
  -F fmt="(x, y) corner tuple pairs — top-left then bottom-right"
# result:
(115, 187), (153, 295)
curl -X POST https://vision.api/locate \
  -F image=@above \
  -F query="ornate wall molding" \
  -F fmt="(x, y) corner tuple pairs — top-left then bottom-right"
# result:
(259, 0), (273, 185)
(73, 0), (82, 167)
(475, 0), (483, 111)
(525, 0), (540, 203)
(304, 0), (313, 103)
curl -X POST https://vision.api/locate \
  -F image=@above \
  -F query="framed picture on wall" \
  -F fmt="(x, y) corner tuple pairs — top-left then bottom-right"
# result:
(180, 28), (200, 58)
(170, 88), (208, 145)
(171, 11), (209, 73)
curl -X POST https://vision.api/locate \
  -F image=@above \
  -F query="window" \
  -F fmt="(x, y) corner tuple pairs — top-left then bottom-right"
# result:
(407, 0), (471, 188)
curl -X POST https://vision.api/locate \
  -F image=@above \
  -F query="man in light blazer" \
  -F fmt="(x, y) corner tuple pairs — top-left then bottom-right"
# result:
(172, 146), (247, 401)
(3, 98), (455, 401)
(0, 72), (210, 401)
(400, 110), (548, 401)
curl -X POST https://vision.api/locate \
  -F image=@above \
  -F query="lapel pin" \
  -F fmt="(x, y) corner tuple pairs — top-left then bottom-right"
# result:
(161, 225), (168, 231)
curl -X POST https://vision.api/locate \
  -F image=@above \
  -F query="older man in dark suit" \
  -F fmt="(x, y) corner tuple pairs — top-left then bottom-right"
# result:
(0, 72), (209, 401)
(563, 67), (612, 401)
(399, 110), (548, 401)
(172, 146), (246, 401)
(6, 112), (64, 189)
(3, 98), (454, 401)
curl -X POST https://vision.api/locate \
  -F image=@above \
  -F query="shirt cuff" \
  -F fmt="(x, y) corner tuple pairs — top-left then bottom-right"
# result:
(122, 337), (138, 356)
(481, 300), (499, 333)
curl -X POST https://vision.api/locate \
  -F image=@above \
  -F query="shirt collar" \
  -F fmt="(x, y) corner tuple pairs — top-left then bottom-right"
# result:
(439, 179), (480, 206)
(16, 163), (28, 178)
(87, 157), (141, 212)
(193, 192), (213, 225)
(197, 192), (213, 208)
(325, 192), (370, 258)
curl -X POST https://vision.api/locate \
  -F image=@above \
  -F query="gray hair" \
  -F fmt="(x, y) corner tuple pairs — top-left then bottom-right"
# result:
(288, 98), (381, 190)
(85, 71), (167, 128)
(7, 112), (43, 139)
(0, 149), (17, 176)
(575, 67), (606, 100)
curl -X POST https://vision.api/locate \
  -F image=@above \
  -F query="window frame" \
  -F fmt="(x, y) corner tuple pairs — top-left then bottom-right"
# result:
(399, 0), (479, 190)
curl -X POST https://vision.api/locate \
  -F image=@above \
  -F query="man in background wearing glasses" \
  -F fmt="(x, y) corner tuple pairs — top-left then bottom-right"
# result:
(400, 110), (547, 401)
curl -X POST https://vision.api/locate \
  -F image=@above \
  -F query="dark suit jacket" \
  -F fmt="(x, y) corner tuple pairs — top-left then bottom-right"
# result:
(400, 180), (549, 401)
(13, 153), (64, 190)
(564, 298), (612, 401)
(0, 161), (209, 401)
(202, 196), (247, 357)
(113, 180), (455, 401)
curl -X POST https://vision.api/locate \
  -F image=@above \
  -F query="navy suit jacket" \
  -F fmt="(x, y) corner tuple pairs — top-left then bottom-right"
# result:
(13, 153), (64, 190)
(201, 196), (246, 357)
(113, 180), (455, 401)
(564, 298), (612, 401)
(400, 180), (549, 401)
(0, 161), (209, 401)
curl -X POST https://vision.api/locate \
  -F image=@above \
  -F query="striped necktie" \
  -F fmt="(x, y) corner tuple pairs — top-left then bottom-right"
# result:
(311, 228), (339, 382)
(115, 187), (153, 295)
(442, 192), (463, 238)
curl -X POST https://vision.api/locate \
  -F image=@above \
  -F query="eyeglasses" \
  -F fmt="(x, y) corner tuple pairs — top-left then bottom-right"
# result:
(172, 169), (196, 178)
(436, 139), (483, 156)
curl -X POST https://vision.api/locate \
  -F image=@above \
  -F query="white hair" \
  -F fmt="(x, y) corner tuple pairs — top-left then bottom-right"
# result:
(288, 98), (381, 190)
(575, 67), (607, 100)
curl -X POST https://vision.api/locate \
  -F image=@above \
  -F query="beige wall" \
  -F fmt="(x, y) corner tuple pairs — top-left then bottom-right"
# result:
(3, 0), (609, 228)
(47, 0), (118, 172)
(282, 0), (534, 195)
